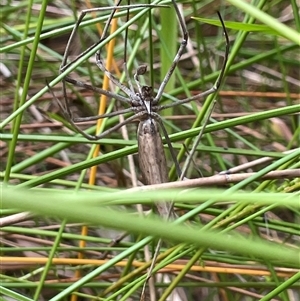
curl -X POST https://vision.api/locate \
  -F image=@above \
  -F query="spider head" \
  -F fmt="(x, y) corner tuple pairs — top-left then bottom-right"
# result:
(140, 85), (153, 114)
(141, 86), (153, 101)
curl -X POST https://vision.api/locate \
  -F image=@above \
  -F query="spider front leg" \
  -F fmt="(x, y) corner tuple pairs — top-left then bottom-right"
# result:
(155, 0), (189, 102)
(58, 1), (129, 127)
(158, 11), (230, 111)
(95, 50), (137, 100)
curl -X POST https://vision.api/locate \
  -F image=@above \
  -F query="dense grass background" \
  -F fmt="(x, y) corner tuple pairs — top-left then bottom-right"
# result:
(1, 0), (299, 300)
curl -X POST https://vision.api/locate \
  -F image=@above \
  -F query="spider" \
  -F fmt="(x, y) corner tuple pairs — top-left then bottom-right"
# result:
(53, 3), (230, 294)
(55, 0), (229, 181)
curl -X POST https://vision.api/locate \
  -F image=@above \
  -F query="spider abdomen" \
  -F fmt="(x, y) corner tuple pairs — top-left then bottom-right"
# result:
(137, 119), (168, 185)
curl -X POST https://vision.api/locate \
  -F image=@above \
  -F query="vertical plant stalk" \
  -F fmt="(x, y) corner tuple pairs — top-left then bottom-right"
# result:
(4, 0), (46, 183)
(160, 3), (177, 92)
(159, 2), (178, 136)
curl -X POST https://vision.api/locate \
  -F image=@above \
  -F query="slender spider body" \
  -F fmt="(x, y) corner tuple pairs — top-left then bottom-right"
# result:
(55, 1), (230, 297)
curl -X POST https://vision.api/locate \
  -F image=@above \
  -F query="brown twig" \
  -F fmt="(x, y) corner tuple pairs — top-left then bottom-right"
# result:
(127, 169), (300, 192)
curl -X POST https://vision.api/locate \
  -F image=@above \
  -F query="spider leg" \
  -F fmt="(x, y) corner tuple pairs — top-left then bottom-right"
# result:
(59, 1), (124, 124)
(213, 12), (230, 90)
(124, 62), (135, 94)
(60, 3), (163, 73)
(152, 112), (182, 179)
(95, 47), (138, 100)
(158, 87), (218, 110)
(73, 107), (136, 123)
(158, 12), (230, 111)
(154, 0), (188, 103)
(64, 76), (132, 106)
(86, 111), (145, 141)
(122, 6), (136, 96)
(180, 100), (217, 179)
(60, 2), (122, 74)
(59, 75), (132, 124)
